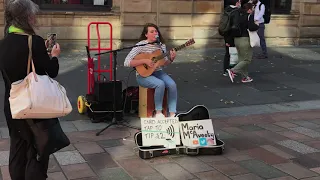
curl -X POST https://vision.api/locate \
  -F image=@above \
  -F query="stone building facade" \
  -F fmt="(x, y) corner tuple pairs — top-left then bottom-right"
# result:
(0, 0), (319, 49)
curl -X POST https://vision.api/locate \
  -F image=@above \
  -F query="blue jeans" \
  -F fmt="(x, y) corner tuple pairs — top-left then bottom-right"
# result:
(136, 70), (177, 113)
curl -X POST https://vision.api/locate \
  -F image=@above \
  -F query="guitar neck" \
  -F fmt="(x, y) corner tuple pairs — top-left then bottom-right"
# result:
(156, 43), (188, 61)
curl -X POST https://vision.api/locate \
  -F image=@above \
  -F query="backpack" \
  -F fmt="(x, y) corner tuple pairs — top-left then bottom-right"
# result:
(218, 8), (238, 36)
(259, 2), (271, 24)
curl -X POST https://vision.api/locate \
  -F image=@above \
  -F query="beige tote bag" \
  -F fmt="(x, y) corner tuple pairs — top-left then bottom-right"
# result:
(9, 35), (72, 119)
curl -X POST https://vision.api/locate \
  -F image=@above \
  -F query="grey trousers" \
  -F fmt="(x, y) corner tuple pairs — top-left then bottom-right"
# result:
(232, 37), (253, 78)
(258, 23), (267, 56)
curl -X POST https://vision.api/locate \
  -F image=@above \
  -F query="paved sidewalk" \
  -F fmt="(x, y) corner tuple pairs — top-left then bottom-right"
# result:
(0, 46), (320, 179)
(55, 46), (320, 120)
(0, 109), (320, 179)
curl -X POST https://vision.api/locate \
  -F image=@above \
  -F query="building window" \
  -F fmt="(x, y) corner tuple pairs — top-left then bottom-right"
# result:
(271, 0), (292, 14)
(223, 0), (292, 14)
(33, 0), (112, 11)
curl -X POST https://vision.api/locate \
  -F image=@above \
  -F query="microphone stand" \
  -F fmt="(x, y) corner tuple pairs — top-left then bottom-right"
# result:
(94, 41), (157, 136)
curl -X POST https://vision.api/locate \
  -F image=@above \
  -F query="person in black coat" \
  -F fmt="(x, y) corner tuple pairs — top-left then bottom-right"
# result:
(222, 0), (241, 76)
(0, 0), (61, 179)
(226, 3), (259, 83)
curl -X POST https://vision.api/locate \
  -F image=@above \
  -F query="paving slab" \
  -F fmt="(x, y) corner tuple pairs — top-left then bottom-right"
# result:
(273, 163), (318, 179)
(74, 142), (105, 155)
(230, 173), (264, 180)
(117, 157), (165, 180)
(54, 150), (86, 166)
(268, 177), (298, 180)
(290, 121), (320, 130)
(292, 155), (320, 169)
(277, 131), (313, 142)
(0, 152), (8, 166)
(238, 159), (288, 179)
(83, 152), (118, 170)
(60, 163), (96, 180)
(47, 172), (67, 180)
(289, 127), (320, 138)
(277, 140), (320, 154)
(152, 162), (195, 180)
(1, 47), (320, 179)
(95, 167), (132, 180)
(260, 145), (295, 160)
(172, 156), (214, 173)
(194, 170), (231, 180)
(209, 160), (250, 176)
(245, 147), (289, 165)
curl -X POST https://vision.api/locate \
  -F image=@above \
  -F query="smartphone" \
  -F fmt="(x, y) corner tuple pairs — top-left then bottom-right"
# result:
(46, 33), (57, 52)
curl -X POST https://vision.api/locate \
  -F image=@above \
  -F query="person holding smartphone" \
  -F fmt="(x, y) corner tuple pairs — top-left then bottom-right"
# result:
(1, 0), (61, 179)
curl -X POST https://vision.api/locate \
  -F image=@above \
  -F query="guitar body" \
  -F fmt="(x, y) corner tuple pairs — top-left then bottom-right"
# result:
(134, 50), (166, 77)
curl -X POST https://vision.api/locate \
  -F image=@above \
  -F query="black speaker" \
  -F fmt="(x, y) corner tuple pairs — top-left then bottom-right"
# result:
(94, 80), (122, 103)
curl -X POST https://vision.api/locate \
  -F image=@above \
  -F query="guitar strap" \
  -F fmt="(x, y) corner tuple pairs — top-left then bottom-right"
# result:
(158, 42), (165, 54)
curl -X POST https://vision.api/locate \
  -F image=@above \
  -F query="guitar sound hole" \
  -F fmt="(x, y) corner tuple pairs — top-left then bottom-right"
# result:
(143, 64), (148, 69)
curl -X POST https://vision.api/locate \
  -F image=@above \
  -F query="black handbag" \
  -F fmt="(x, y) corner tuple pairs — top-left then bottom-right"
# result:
(27, 118), (70, 161)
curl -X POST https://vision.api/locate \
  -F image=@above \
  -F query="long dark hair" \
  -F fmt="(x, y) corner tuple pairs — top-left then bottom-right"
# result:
(4, 0), (39, 36)
(138, 23), (165, 43)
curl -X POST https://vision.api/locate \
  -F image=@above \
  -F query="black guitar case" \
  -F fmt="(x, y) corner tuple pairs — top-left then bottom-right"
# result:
(134, 105), (225, 159)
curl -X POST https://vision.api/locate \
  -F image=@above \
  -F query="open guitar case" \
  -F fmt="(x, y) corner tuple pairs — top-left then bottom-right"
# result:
(134, 105), (225, 159)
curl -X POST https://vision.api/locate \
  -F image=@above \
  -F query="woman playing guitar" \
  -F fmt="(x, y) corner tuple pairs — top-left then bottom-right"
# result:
(124, 23), (177, 118)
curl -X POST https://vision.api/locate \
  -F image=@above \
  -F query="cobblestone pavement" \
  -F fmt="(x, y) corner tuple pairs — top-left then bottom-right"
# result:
(0, 110), (319, 179)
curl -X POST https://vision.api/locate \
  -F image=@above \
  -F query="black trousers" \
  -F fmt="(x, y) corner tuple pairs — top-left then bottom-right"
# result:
(9, 134), (50, 180)
(223, 36), (235, 73)
(224, 45), (230, 73)
(5, 104), (50, 180)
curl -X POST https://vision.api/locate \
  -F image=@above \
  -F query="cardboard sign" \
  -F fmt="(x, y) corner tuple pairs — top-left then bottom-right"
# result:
(141, 117), (180, 146)
(179, 119), (216, 147)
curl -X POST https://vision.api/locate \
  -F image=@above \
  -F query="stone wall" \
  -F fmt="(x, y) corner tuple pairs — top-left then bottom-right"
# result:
(0, 0), (319, 48)
(121, 0), (223, 48)
(298, 1), (320, 45)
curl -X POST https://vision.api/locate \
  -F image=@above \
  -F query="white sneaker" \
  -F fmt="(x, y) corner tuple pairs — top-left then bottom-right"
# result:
(169, 114), (176, 117)
(155, 113), (165, 118)
(227, 69), (235, 83)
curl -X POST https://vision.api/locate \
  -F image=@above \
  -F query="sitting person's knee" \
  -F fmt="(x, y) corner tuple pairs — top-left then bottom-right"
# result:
(167, 81), (177, 90)
(156, 81), (165, 89)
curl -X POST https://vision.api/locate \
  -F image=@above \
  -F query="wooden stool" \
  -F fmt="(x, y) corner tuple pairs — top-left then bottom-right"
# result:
(139, 86), (168, 117)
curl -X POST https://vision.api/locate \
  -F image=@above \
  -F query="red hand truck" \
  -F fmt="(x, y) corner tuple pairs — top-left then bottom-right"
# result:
(77, 22), (115, 121)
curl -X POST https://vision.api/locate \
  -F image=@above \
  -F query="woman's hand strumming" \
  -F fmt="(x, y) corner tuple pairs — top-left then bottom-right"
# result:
(51, 43), (61, 58)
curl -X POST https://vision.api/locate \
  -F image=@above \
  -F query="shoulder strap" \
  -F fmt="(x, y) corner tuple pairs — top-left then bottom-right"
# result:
(27, 35), (32, 74)
(27, 35), (38, 81)
(259, 3), (262, 10)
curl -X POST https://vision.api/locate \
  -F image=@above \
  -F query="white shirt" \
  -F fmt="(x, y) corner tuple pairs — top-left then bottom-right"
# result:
(124, 40), (169, 75)
(254, 1), (265, 24)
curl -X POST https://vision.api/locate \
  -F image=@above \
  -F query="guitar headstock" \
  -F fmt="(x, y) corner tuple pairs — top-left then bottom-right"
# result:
(173, 38), (195, 52)
(184, 38), (195, 47)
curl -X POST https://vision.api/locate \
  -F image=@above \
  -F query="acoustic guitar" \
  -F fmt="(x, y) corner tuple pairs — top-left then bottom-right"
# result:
(134, 38), (195, 77)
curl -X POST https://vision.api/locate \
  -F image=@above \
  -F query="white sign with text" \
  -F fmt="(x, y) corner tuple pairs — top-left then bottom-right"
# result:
(141, 117), (180, 146)
(179, 119), (216, 147)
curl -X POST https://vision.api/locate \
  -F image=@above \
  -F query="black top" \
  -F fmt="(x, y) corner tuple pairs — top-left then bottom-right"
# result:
(223, 6), (240, 46)
(232, 10), (259, 38)
(0, 33), (59, 138)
